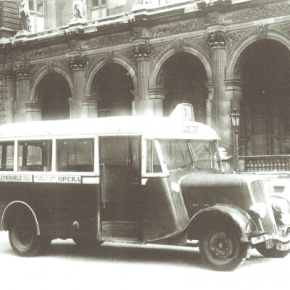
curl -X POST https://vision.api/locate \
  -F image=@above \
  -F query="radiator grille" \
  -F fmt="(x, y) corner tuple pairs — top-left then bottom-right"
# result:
(251, 180), (276, 234)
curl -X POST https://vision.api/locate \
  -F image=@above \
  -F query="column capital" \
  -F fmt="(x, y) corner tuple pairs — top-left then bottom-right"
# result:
(26, 101), (43, 112)
(15, 63), (31, 80)
(133, 42), (151, 60)
(70, 53), (87, 71)
(148, 87), (167, 100)
(4, 65), (16, 81)
(207, 30), (226, 49)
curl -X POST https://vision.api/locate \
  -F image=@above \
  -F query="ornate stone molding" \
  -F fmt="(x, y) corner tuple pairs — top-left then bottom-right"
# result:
(184, 36), (210, 59)
(82, 95), (100, 107)
(224, 2), (290, 24)
(70, 54), (87, 70)
(27, 44), (71, 60)
(134, 43), (151, 59)
(151, 18), (206, 38)
(47, 61), (55, 73)
(149, 43), (169, 71)
(208, 31), (226, 49)
(83, 31), (134, 49)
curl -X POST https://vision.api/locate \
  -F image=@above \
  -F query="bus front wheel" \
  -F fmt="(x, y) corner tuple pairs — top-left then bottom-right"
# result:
(199, 225), (250, 271)
(9, 218), (41, 257)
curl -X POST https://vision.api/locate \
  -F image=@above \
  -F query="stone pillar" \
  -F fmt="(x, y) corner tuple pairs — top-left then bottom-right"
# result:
(147, 87), (166, 116)
(26, 101), (43, 122)
(81, 95), (99, 118)
(69, 53), (86, 119)
(4, 66), (16, 124)
(132, 40), (151, 116)
(208, 30), (228, 146)
(15, 63), (31, 123)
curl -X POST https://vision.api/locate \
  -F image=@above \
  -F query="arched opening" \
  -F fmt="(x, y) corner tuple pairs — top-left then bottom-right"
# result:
(91, 63), (134, 117)
(240, 40), (290, 156)
(158, 52), (207, 122)
(36, 72), (71, 120)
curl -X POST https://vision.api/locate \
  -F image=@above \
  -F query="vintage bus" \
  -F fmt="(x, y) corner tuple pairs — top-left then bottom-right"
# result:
(0, 104), (290, 271)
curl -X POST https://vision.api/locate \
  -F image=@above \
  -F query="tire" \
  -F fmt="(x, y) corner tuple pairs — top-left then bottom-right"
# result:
(199, 225), (250, 271)
(9, 218), (41, 257)
(256, 243), (290, 258)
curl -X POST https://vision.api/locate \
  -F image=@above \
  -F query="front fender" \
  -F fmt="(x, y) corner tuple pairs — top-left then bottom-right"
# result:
(187, 204), (259, 243)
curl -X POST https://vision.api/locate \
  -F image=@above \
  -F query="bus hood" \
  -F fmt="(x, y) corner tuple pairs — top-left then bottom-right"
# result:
(179, 174), (246, 188)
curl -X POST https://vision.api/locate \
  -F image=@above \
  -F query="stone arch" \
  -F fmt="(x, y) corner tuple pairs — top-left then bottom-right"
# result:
(149, 45), (212, 89)
(226, 30), (290, 80)
(30, 66), (73, 101)
(85, 56), (137, 96)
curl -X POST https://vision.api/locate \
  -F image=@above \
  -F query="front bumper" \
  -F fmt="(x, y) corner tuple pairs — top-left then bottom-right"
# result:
(251, 233), (290, 251)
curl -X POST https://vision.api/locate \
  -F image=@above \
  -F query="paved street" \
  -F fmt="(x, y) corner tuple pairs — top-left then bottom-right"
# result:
(0, 231), (289, 290)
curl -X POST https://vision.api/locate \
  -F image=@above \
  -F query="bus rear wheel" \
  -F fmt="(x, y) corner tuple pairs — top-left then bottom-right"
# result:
(199, 225), (250, 271)
(9, 218), (41, 257)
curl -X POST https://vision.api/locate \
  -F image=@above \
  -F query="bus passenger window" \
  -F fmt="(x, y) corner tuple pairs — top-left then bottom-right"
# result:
(0, 142), (14, 171)
(56, 139), (94, 172)
(146, 140), (162, 173)
(18, 140), (52, 171)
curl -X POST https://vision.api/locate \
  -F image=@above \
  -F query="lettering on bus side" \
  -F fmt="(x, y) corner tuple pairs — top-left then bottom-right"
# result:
(0, 174), (32, 182)
(34, 175), (81, 184)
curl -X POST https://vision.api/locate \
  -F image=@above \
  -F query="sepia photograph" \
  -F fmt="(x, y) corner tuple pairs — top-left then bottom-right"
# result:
(0, 0), (290, 289)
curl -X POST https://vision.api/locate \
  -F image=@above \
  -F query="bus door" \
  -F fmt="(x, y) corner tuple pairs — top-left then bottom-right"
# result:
(99, 136), (141, 241)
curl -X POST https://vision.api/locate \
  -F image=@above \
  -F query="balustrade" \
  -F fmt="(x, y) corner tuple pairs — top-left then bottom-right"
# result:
(239, 155), (290, 172)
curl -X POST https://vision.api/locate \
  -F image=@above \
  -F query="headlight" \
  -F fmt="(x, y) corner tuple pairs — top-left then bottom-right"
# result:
(249, 202), (267, 219)
(171, 182), (180, 193)
(271, 197), (289, 214)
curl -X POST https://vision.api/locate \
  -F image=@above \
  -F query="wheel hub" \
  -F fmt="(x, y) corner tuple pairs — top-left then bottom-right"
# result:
(209, 232), (234, 259)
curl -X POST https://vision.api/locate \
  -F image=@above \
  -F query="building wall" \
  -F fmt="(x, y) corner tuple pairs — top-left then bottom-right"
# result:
(1, 0), (290, 163)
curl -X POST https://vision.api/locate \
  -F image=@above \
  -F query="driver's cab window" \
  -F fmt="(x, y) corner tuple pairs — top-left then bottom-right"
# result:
(146, 140), (162, 173)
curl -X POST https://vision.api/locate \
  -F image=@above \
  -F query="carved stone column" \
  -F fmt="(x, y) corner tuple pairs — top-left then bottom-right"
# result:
(208, 30), (228, 145)
(69, 53), (86, 119)
(15, 63), (31, 122)
(132, 40), (151, 116)
(26, 101), (43, 122)
(4, 65), (16, 123)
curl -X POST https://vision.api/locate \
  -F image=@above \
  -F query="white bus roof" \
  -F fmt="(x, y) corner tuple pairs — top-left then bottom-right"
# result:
(0, 116), (220, 140)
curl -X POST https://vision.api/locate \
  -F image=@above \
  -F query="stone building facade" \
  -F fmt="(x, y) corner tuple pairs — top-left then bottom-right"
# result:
(1, 0), (290, 172)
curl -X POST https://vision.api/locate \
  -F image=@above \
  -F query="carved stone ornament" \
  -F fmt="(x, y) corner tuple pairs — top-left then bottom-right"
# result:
(134, 43), (151, 58)
(256, 25), (269, 39)
(47, 61), (55, 73)
(15, 63), (31, 78)
(106, 51), (114, 63)
(173, 39), (184, 53)
(208, 31), (226, 49)
(70, 54), (87, 70)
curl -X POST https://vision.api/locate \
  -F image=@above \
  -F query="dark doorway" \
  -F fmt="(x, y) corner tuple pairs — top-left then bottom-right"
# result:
(91, 63), (134, 117)
(158, 52), (207, 122)
(36, 73), (71, 120)
(240, 40), (290, 156)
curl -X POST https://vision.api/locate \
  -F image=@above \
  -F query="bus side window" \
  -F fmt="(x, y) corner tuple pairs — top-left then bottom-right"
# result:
(56, 139), (94, 172)
(18, 140), (52, 172)
(146, 140), (162, 173)
(0, 142), (14, 171)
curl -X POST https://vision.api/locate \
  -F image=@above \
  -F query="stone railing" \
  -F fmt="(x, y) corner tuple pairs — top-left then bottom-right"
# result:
(239, 155), (290, 172)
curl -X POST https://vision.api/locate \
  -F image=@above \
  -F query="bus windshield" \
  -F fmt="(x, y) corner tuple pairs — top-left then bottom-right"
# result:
(158, 140), (222, 172)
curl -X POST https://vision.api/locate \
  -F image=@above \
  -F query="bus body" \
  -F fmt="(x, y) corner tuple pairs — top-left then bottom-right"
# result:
(0, 104), (290, 271)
